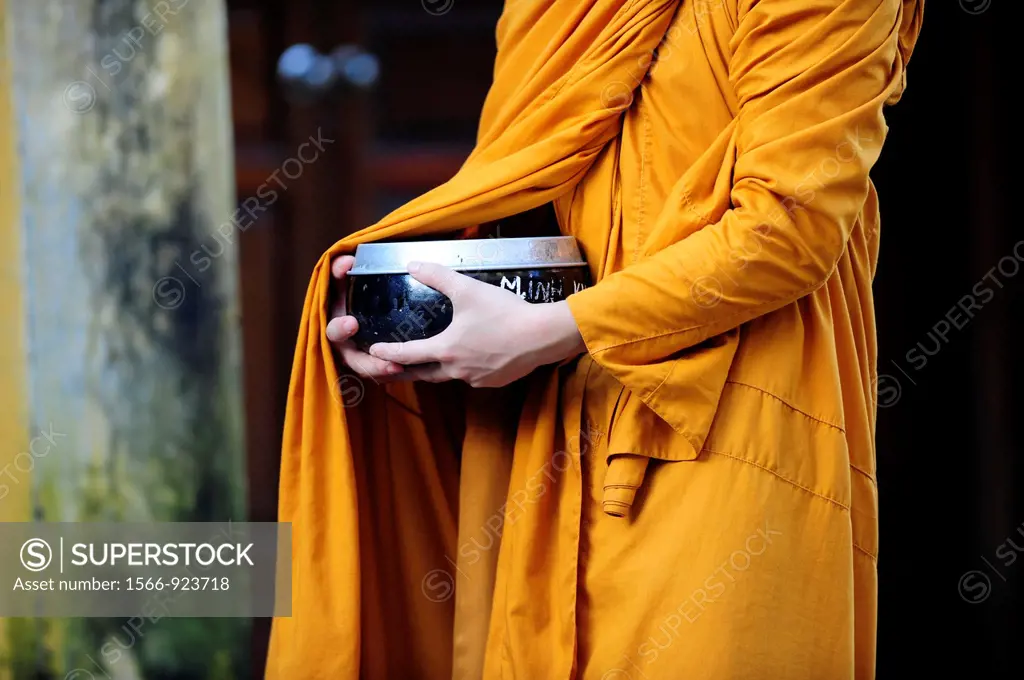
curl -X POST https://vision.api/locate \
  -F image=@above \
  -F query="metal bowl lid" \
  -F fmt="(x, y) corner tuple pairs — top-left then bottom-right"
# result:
(348, 236), (586, 274)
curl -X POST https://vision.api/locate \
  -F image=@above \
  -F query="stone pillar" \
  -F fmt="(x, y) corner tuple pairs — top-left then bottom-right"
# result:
(0, 0), (247, 676)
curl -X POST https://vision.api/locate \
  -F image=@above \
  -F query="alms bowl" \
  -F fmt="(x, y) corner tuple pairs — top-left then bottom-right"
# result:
(346, 236), (591, 350)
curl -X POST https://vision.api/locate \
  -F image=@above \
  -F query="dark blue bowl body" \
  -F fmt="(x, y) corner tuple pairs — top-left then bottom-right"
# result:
(347, 266), (591, 350)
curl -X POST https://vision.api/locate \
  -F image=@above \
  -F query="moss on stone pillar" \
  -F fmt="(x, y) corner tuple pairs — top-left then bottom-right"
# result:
(1, 0), (247, 675)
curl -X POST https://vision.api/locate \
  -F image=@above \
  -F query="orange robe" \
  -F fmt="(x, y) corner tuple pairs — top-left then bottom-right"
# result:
(266, 1), (924, 678)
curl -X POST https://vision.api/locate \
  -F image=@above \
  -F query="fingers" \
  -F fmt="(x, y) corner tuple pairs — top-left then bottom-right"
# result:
(341, 345), (404, 381)
(368, 337), (445, 366)
(327, 255), (421, 383)
(406, 261), (472, 301)
(331, 256), (354, 317)
(332, 255), (355, 279)
(327, 315), (404, 380)
(326, 316), (358, 345)
(331, 296), (348, 320)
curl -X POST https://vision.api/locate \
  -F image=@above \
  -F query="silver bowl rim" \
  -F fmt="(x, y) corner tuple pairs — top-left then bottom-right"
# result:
(348, 235), (587, 275)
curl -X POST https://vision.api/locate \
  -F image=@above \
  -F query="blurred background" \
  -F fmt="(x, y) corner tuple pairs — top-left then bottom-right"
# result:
(0, 0), (1016, 678)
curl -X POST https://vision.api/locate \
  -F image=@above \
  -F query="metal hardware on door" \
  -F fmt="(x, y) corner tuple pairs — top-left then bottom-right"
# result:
(277, 43), (380, 103)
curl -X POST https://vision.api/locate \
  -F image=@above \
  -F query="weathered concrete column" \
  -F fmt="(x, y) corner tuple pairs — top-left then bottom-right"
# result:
(0, 0), (246, 676)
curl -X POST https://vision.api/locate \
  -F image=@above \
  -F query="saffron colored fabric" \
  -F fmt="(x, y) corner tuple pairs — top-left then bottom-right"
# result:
(266, 1), (924, 678)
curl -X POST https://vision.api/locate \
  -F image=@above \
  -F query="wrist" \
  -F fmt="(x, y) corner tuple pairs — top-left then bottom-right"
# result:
(531, 300), (587, 364)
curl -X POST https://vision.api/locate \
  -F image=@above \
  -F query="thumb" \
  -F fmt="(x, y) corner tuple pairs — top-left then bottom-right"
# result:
(406, 261), (472, 301)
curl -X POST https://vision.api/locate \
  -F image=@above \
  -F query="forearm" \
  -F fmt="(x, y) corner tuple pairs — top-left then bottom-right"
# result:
(567, 185), (869, 364)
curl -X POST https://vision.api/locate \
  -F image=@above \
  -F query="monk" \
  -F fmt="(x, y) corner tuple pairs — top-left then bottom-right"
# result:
(266, 0), (925, 678)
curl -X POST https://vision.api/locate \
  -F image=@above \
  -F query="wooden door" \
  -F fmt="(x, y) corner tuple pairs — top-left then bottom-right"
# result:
(226, 0), (504, 674)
